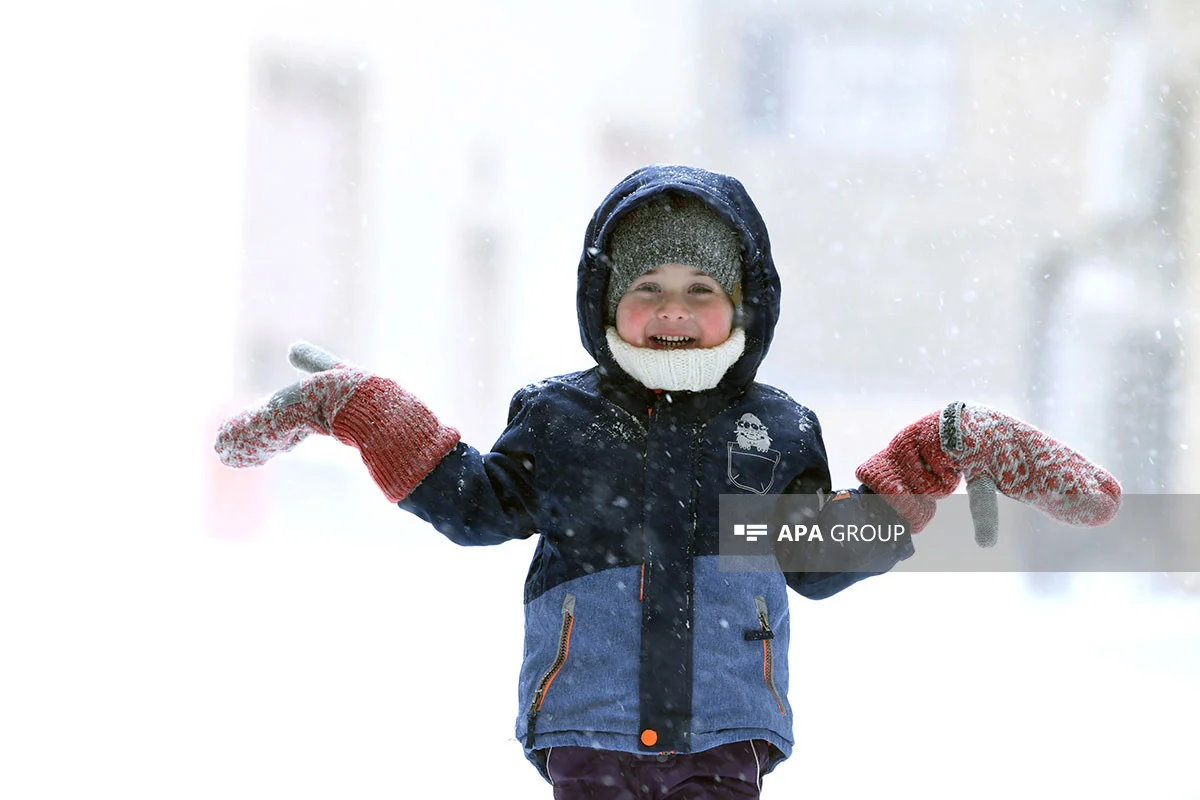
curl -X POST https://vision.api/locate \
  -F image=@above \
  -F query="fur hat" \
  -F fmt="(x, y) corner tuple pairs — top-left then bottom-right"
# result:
(605, 195), (743, 323)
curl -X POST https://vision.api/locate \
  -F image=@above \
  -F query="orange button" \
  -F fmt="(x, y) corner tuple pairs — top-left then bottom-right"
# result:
(640, 729), (658, 747)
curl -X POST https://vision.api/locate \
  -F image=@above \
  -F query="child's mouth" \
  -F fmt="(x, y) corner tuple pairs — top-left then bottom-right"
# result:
(649, 335), (697, 350)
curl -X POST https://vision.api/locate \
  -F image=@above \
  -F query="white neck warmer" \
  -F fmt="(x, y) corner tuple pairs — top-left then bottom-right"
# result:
(605, 327), (746, 392)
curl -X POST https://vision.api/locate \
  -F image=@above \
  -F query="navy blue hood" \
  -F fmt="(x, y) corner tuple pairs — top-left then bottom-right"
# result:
(576, 164), (781, 392)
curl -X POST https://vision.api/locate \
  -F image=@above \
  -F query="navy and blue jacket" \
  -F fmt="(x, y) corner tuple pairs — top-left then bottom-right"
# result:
(399, 165), (912, 779)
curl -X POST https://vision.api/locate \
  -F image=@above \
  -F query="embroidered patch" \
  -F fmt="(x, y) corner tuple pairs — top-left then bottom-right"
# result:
(727, 413), (782, 494)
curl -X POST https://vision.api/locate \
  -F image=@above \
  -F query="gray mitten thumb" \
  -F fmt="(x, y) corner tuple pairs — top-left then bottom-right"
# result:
(289, 341), (344, 374)
(266, 342), (348, 412)
(966, 475), (999, 548)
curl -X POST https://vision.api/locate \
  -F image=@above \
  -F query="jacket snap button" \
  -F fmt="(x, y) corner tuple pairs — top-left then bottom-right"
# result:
(640, 729), (658, 747)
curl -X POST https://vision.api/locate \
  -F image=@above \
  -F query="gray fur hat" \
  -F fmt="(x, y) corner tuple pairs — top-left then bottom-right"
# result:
(605, 195), (743, 323)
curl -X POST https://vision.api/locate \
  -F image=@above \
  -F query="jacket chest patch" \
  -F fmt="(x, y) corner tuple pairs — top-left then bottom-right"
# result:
(726, 413), (781, 494)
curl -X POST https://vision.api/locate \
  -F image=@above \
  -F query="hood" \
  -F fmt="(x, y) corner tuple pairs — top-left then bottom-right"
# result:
(576, 164), (781, 392)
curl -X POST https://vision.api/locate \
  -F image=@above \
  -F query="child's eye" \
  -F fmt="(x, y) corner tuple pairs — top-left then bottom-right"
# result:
(689, 284), (715, 294)
(632, 283), (660, 293)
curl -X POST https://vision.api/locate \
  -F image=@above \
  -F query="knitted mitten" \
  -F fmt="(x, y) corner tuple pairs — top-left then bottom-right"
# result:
(215, 342), (460, 503)
(858, 402), (1121, 545)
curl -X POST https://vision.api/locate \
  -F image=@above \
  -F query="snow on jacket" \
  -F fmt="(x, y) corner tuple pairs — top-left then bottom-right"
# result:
(399, 165), (912, 780)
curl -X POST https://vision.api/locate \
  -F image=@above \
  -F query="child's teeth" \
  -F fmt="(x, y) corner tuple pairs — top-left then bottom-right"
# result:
(651, 335), (694, 350)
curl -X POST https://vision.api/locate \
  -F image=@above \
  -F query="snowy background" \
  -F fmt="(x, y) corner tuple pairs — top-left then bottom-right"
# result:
(3, 1), (1200, 798)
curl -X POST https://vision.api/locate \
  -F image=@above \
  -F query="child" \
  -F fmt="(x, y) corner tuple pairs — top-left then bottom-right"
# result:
(216, 164), (1120, 798)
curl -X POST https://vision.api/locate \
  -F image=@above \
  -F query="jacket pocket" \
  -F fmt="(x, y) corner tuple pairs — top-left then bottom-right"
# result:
(744, 595), (785, 716)
(528, 593), (576, 738)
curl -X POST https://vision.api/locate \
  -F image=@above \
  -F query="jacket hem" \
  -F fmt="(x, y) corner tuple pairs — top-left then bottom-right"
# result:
(520, 727), (793, 783)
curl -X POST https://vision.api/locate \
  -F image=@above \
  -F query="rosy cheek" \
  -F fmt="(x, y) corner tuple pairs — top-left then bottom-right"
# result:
(616, 303), (648, 345)
(630, 314), (649, 344)
(698, 305), (734, 346)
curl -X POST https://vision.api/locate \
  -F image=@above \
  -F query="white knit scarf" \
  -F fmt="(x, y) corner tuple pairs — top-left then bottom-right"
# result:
(605, 327), (746, 392)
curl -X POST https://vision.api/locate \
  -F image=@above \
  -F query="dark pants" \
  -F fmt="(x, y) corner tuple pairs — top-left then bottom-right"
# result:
(544, 741), (765, 799)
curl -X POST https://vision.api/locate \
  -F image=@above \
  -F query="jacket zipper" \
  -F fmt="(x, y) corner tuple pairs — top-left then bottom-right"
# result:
(639, 392), (665, 601)
(754, 595), (786, 716)
(527, 593), (576, 741)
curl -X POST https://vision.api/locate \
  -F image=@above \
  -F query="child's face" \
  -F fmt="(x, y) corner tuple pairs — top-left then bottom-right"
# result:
(614, 263), (734, 350)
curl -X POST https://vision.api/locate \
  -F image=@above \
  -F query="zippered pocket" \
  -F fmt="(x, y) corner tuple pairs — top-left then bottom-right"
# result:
(528, 593), (576, 737)
(745, 595), (785, 716)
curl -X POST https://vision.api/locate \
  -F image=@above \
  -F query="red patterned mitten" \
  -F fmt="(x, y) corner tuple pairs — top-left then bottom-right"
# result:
(857, 403), (1121, 546)
(941, 402), (1121, 545)
(215, 342), (460, 503)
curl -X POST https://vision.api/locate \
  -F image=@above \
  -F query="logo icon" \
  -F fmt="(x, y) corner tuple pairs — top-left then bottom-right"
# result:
(733, 523), (769, 542)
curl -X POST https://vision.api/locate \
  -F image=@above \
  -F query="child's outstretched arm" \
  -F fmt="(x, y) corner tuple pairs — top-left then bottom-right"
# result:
(396, 387), (541, 546)
(777, 459), (916, 600)
(772, 410), (915, 600)
(215, 342), (539, 545)
(780, 402), (1120, 599)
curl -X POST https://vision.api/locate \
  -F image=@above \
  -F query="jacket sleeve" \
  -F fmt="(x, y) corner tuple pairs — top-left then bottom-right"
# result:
(397, 388), (540, 546)
(779, 412), (914, 600)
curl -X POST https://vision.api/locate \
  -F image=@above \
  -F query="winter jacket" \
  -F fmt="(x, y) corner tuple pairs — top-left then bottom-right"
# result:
(399, 165), (912, 780)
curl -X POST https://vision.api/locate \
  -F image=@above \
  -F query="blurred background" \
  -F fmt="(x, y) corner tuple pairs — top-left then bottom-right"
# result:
(3, 0), (1199, 797)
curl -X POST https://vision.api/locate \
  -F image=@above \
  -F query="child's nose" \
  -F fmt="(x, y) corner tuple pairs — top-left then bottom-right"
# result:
(657, 295), (691, 319)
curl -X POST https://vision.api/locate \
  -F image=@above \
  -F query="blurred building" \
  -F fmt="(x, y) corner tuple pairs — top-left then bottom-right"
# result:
(683, 0), (1200, 583)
